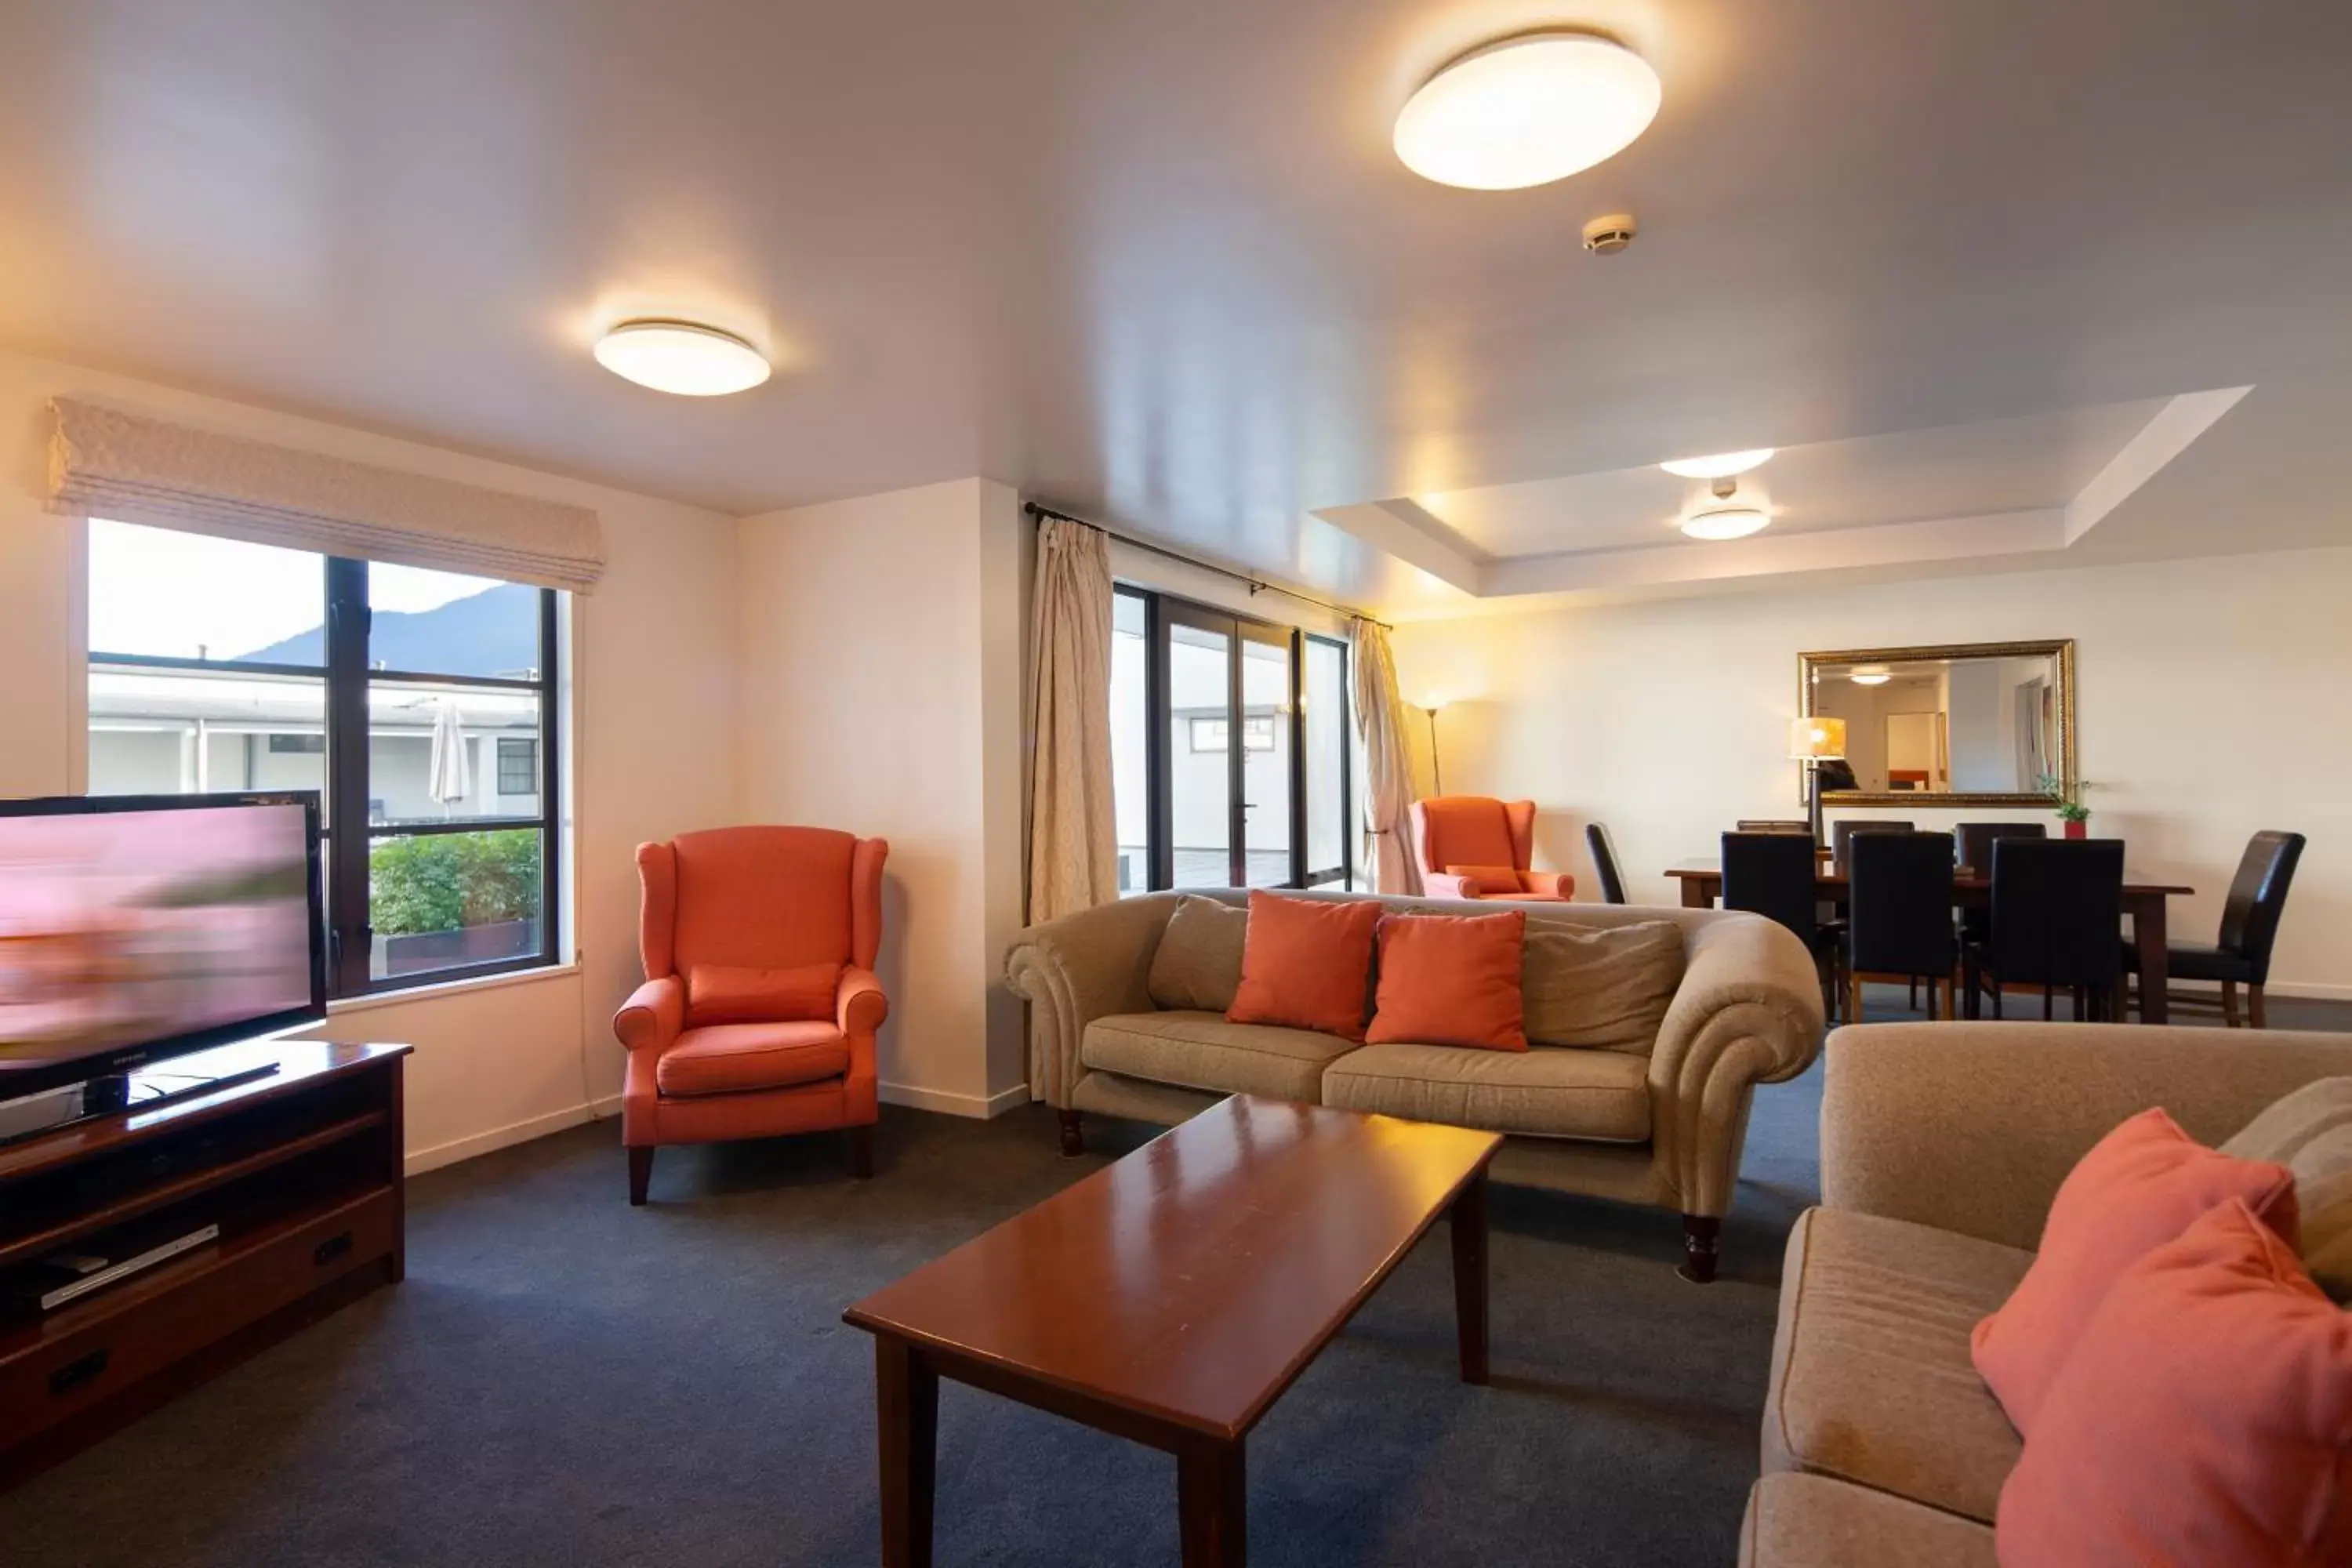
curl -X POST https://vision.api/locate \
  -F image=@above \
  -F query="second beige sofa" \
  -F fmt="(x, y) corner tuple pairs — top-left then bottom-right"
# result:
(1004, 888), (1826, 1280)
(1744, 1019), (2352, 1565)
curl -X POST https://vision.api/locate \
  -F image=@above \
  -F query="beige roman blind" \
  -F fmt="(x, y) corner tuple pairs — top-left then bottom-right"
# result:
(46, 398), (607, 593)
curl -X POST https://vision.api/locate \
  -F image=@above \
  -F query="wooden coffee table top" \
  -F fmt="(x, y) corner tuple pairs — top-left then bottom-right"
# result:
(844, 1095), (1501, 1443)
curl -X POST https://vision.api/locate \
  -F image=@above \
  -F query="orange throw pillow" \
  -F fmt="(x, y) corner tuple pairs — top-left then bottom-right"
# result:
(686, 962), (841, 1026)
(1443, 864), (1525, 896)
(1995, 1200), (2352, 1566)
(1226, 892), (1382, 1041)
(1366, 910), (1529, 1051)
(1971, 1107), (2296, 1436)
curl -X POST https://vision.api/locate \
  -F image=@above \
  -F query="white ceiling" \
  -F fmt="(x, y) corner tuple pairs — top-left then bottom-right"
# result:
(0, 1), (2345, 616)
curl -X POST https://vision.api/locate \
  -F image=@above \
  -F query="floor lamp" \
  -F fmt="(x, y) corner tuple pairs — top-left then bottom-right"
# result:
(1421, 699), (1446, 796)
(1788, 716), (1848, 848)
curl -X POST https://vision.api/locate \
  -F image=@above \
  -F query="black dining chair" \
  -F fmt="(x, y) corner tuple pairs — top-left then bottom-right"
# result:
(1847, 832), (1957, 1021)
(1831, 819), (1915, 876)
(1953, 821), (2048, 960)
(1955, 821), (2046, 876)
(1722, 831), (1840, 1016)
(1585, 822), (1628, 905)
(1965, 838), (2125, 1021)
(2125, 830), (2306, 1028)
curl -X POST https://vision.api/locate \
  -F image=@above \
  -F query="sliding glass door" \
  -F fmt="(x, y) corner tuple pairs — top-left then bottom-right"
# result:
(1112, 585), (1351, 895)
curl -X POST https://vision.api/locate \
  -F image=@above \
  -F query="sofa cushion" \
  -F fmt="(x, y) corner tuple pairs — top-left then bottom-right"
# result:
(1763, 1207), (2031, 1525)
(1994, 1199), (2352, 1568)
(1971, 1106), (2297, 1436)
(1082, 1011), (1356, 1103)
(1146, 895), (1247, 1014)
(685, 961), (840, 1025)
(1320, 1043), (1650, 1142)
(2223, 1076), (2352, 1301)
(1366, 909), (1528, 1051)
(1227, 891), (1381, 1041)
(655, 1022), (850, 1098)
(1740, 1474), (1996, 1568)
(1521, 922), (1685, 1054)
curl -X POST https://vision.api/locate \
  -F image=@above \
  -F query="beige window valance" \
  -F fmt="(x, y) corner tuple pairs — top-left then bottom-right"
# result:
(46, 398), (607, 593)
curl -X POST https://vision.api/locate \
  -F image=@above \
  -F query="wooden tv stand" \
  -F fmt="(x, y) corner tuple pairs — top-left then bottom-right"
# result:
(0, 1039), (408, 1490)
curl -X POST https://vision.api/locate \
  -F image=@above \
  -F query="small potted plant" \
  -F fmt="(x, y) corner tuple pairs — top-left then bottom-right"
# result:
(2038, 775), (2096, 838)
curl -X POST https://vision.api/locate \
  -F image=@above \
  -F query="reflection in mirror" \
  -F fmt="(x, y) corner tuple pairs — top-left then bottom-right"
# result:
(1801, 641), (2073, 804)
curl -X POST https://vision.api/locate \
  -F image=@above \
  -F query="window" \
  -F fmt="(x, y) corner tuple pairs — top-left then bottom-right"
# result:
(87, 519), (563, 996)
(1107, 584), (1352, 893)
(496, 737), (539, 795)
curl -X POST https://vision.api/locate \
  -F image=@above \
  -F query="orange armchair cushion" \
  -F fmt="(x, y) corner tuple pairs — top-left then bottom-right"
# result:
(686, 962), (841, 1026)
(1227, 891), (1382, 1041)
(1444, 863), (1526, 897)
(1972, 1107), (2297, 1436)
(655, 1022), (850, 1098)
(1994, 1199), (2352, 1566)
(1366, 909), (1528, 1051)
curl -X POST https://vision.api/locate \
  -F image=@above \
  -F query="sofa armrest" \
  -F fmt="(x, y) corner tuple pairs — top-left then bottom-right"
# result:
(1517, 870), (1576, 899)
(1648, 913), (1826, 1218)
(614, 975), (684, 1055)
(1821, 1022), (2352, 1249)
(1004, 895), (1179, 1106)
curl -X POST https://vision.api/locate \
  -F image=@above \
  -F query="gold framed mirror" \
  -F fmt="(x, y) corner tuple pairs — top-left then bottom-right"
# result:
(1798, 639), (2076, 807)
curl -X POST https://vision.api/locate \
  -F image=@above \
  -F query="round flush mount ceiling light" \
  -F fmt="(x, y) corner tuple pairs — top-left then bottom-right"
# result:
(1660, 448), (1776, 480)
(1849, 668), (1893, 686)
(1394, 31), (1662, 191)
(1680, 505), (1771, 541)
(593, 320), (770, 396)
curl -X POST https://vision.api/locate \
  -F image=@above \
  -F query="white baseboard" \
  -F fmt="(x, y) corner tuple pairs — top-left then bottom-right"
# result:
(405, 1099), (613, 1176)
(880, 1080), (1033, 1120)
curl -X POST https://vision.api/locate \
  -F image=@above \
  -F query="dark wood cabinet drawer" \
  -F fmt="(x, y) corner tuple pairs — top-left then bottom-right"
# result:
(0, 1187), (397, 1446)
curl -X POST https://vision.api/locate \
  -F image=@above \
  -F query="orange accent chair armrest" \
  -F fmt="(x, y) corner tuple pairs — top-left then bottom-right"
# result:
(837, 966), (888, 1036)
(1519, 870), (1577, 899)
(1424, 871), (1479, 901)
(615, 975), (684, 1054)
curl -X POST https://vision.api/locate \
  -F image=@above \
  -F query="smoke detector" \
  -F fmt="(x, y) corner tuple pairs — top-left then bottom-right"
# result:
(1582, 212), (1638, 254)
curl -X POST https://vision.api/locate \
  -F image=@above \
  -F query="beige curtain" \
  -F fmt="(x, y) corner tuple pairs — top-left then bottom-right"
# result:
(1026, 517), (1120, 922)
(1351, 616), (1424, 895)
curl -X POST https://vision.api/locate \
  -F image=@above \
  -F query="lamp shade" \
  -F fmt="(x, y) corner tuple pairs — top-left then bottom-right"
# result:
(1788, 716), (1846, 760)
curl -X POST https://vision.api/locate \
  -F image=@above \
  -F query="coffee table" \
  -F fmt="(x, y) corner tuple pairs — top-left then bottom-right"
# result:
(843, 1094), (1503, 1566)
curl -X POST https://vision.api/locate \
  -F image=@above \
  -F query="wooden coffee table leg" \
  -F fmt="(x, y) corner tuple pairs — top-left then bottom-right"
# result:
(876, 1335), (937, 1568)
(1450, 1167), (1490, 1385)
(1178, 1437), (1247, 1567)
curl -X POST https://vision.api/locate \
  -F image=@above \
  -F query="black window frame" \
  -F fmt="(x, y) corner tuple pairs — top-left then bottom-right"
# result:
(88, 546), (562, 1000)
(1112, 583), (1352, 894)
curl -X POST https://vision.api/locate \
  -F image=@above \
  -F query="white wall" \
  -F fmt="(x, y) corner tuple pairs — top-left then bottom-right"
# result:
(1390, 546), (2352, 996)
(0, 347), (739, 1169)
(735, 478), (1029, 1117)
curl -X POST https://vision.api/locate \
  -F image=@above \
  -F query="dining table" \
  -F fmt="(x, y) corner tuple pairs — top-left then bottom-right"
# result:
(1663, 860), (2197, 1024)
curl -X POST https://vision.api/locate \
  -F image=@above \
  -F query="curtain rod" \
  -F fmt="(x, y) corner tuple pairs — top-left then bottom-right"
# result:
(1023, 502), (1389, 629)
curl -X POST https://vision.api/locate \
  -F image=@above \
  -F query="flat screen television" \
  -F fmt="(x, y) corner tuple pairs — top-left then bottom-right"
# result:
(0, 793), (325, 1112)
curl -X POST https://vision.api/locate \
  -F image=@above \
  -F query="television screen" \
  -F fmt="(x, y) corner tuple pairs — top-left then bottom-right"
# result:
(0, 796), (323, 1098)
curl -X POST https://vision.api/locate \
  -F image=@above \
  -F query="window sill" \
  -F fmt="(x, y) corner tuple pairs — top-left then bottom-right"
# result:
(326, 961), (580, 1017)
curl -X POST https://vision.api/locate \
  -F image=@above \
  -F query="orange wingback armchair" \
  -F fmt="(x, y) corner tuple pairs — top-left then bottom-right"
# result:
(1408, 796), (1576, 902)
(613, 826), (888, 1204)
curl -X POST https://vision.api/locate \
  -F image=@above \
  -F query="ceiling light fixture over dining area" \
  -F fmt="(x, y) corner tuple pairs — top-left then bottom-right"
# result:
(1680, 505), (1771, 541)
(1660, 448), (1776, 479)
(1393, 31), (1662, 191)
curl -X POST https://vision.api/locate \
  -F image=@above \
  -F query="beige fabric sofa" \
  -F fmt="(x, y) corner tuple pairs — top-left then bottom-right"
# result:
(1004, 888), (1825, 1281)
(1744, 1019), (2352, 1566)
